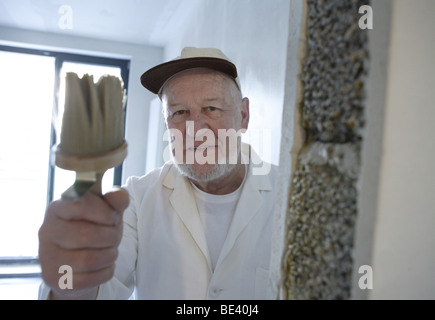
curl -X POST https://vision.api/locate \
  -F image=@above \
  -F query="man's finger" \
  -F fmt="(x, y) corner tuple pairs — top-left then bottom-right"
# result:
(48, 192), (121, 226)
(47, 218), (122, 250)
(103, 187), (130, 214)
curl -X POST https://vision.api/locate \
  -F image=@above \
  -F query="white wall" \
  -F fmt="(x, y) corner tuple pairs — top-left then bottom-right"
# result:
(0, 27), (163, 183)
(369, 0), (435, 299)
(351, 0), (392, 299)
(163, 0), (291, 165)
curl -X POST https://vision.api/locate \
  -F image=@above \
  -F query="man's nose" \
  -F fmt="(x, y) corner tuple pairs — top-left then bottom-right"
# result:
(186, 111), (208, 137)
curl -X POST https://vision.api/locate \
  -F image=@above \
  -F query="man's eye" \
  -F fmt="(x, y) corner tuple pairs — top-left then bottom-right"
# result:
(206, 106), (217, 111)
(174, 110), (186, 116)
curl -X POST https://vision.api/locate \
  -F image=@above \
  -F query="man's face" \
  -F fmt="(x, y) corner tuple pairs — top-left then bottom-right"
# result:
(161, 68), (249, 183)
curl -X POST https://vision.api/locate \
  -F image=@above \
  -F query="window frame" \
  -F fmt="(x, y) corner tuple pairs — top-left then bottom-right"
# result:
(0, 45), (130, 278)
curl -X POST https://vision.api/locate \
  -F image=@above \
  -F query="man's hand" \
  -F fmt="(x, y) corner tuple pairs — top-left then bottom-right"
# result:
(38, 188), (129, 300)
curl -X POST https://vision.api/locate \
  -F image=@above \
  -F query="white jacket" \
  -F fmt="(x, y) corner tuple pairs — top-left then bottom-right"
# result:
(39, 144), (277, 300)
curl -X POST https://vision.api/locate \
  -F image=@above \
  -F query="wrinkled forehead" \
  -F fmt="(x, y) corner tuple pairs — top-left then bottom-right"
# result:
(159, 68), (239, 100)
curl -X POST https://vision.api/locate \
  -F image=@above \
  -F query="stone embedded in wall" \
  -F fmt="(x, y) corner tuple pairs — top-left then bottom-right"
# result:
(299, 142), (361, 179)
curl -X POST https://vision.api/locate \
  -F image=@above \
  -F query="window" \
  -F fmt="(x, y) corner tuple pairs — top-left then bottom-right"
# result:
(0, 50), (55, 258)
(0, 45), (129, 299)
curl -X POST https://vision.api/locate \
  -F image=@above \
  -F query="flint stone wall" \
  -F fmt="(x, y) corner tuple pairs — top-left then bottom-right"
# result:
(281, 0), (369, 299)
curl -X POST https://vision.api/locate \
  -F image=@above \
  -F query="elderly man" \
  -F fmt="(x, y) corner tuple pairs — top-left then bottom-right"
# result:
(38, 47), (277, 300)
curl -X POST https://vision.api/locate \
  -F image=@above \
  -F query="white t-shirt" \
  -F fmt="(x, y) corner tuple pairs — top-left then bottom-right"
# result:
(190, 166), (247, 271)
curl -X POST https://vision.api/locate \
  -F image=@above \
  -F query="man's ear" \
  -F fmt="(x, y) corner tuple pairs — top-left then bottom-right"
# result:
(241, 97), (250, 131)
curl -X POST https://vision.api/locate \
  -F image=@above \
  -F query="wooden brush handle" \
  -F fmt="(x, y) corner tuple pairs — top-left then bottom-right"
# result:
(56, 142), (128, 200)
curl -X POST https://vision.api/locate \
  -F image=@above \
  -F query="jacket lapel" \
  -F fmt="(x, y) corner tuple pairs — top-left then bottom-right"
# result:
(215, 145), (273, 270)
(163, 166), (212, 272)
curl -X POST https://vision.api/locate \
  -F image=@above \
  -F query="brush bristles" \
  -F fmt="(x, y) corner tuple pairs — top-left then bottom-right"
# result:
(59, 73), (125, 155)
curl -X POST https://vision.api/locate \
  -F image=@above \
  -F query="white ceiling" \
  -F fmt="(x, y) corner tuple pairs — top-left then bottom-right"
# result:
(0, 0), (201, 47)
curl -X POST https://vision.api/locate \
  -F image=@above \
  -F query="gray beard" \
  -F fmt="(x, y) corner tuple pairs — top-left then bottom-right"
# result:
(174, 162), (237, 183)
(170, 138), (242, 183)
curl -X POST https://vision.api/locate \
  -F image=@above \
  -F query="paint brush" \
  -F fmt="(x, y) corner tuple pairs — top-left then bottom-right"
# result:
(54, 72), (128, 200)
